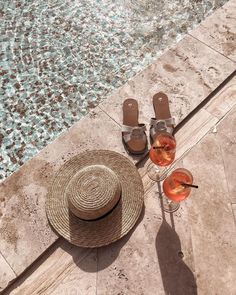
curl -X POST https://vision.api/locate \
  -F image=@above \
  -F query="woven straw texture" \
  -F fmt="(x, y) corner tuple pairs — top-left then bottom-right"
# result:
(66, 165), (121, 220)
(46, 150), (144, 248)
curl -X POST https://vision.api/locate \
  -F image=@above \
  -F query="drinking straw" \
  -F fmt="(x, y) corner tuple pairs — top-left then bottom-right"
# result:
(153, 146), (165, 149)
(181, 183), (198, 189)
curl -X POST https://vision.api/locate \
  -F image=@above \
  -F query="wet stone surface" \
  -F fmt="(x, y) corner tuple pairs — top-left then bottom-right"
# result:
(0, 0), (227, 180)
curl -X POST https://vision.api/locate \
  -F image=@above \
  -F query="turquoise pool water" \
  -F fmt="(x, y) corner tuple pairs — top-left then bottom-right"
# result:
(0, 0), (227, 180)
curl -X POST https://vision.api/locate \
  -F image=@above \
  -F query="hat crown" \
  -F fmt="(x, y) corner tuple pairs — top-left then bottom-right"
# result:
(66, 165), (121, 220)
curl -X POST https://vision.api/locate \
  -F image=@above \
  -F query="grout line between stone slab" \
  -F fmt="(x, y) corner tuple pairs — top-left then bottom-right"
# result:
(166, 117), (217, 173)
(1, 240), (94, 295)
(96, 248), (98, 295)
(97, 105), (121, 128)
(231, 204), (236, 226)
(0, 249), (17, 277)
(211, 103), (236, 227)
(214, 106), (236, 128)
(214, 131), (236, 227)
(0, 239), (62, 295)
(188, 32), (236, 64)
(232, 209), (236, 227)
(173, 69), (236, 135)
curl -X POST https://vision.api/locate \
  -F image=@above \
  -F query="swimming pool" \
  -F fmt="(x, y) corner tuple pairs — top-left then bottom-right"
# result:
(0, 0), (227, 180)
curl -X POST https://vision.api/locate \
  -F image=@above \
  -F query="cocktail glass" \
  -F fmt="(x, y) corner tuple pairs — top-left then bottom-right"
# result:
(147, 132), (176, 181)
(162, 168), (193, 213)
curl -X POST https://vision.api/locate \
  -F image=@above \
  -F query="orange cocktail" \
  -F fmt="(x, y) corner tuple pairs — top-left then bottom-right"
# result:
(149, 132), (176, 167)
(163, 168), (193, 202)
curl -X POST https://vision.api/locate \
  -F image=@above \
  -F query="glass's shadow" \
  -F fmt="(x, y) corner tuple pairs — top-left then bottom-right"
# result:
(156, 182), (198, 295)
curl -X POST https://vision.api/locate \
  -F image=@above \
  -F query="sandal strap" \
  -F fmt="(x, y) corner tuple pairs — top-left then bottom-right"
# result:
(150, 117), (175, 136)
(122, 124), (146, 143)
(122, 123), (146, 132)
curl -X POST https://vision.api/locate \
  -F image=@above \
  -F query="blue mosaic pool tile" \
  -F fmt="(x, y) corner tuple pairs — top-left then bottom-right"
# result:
(0, 0), (227, 180)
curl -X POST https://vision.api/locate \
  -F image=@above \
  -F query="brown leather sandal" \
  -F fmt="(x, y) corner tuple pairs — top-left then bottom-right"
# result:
(122, 98), (147, 155)
(150, 92), (175, 142)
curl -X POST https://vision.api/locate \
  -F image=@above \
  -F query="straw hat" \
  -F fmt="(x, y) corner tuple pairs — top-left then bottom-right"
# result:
(46, 150), (144, 248)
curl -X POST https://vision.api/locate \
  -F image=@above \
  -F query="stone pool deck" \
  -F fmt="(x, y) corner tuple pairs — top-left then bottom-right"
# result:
(0, 0), (236, 294)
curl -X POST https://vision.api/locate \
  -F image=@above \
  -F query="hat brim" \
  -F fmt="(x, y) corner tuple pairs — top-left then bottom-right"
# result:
(46, 150), (144, 248)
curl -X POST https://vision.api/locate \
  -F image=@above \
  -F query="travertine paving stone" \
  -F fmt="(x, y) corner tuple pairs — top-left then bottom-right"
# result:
(216, 106), (236, 203)
(3, 82), (236, 294)
(50, 250), (97, 295)
(190, 0), (236, 62)
(0, 108), (129, 278)
(184, 133), (236, 295)
(175, 109), (218, 160)
(100, 34), (235, 127)
(139, 76), (236, 177)
(232, 203), (236, 223)
(205, 76), (236, 119)
(97, 181), (197, 295)
(140, 109), (218, 199)
(7, 240), (96, 295)
(1, 9), (236, 291)
(0, 255), (15, 293)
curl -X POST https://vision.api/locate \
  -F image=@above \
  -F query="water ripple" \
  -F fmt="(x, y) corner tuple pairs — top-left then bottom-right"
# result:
(0, 0), (227, 179)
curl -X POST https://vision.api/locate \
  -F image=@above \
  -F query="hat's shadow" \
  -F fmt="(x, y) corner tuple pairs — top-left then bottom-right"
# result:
(64, 204), (145, 272)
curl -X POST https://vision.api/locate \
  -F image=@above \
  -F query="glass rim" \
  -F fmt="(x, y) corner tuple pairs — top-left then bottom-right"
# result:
(155, 132), (176, 140)
(152, 132), (176, 151)
(169, 168), (193, 183)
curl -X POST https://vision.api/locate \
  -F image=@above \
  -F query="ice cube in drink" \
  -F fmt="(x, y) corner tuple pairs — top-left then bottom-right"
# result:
(163, 168), (193, 202)
(149, 132), (176, 166)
